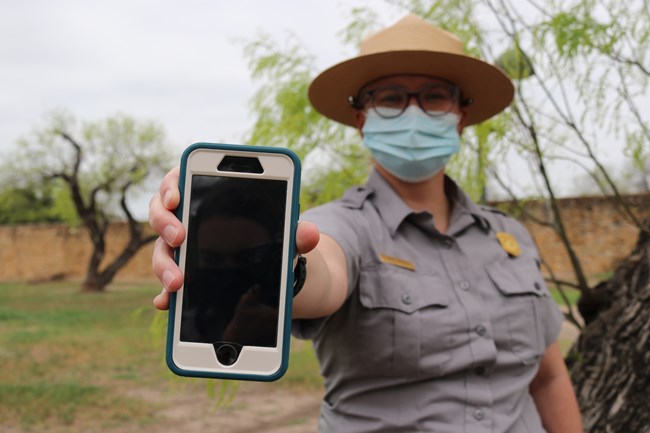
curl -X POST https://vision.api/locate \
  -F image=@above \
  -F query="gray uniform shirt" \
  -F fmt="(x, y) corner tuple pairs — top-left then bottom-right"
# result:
(293, 170), (564, 433)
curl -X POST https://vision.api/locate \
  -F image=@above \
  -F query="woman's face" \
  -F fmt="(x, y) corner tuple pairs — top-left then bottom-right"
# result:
(354, 74), (468, 133)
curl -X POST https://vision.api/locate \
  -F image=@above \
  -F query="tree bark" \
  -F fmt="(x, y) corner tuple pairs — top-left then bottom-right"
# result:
(568, 219), (650, 433)
(80, 186), (156, 292)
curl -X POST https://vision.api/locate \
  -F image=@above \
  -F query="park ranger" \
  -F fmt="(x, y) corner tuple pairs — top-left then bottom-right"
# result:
(150, 14), (584, 433)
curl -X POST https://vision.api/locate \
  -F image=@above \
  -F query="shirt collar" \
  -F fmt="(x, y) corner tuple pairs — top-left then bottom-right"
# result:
(445, 177), (491, 235)
(366, 169), (414, 236)
(366, 169), (490, 236)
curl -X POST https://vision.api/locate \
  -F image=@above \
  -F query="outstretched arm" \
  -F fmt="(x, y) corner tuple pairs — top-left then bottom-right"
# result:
(292, 228), (349, 319)
(148, 166), (348, 319)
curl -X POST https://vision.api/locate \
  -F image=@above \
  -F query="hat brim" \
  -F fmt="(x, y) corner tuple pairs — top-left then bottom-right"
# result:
(308, 50), (514, 127)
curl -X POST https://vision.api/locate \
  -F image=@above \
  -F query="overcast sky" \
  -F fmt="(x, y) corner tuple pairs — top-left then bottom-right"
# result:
(0, 1), (407, 217)
(2, 1), (646, 218)
(0, 0), (401, 157)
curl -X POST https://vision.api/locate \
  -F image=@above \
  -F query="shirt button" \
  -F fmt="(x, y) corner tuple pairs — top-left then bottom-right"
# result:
(443, 238), (454, 249)
(474, 408), (485, 420)
(459, 281), (471, 290)
(534, 282), (542, 291)
(475, 366), (486, 376)
(401, 293), (412, 305)
(475, 325), (487, 337)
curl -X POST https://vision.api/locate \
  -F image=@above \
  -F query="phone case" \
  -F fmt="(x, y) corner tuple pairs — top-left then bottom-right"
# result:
(166, 142), (301, 381)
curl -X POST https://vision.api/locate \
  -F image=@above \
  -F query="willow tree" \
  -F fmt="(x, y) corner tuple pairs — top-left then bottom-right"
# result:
(242, 23), (377, 209)
(387, 1), (650, 431)
(7, 111), (173, 292)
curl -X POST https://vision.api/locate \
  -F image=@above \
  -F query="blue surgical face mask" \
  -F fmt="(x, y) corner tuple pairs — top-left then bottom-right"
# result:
(362, 105), (461, 183)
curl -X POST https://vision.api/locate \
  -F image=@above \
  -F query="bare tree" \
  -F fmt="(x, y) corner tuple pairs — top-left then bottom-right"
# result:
(7, 111), (173, 292)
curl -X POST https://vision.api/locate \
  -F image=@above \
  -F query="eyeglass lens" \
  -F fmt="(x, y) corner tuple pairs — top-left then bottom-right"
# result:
(366, 85), (459, 118)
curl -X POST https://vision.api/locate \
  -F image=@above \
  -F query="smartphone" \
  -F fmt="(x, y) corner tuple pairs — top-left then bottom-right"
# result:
(167, 142), (301, 381)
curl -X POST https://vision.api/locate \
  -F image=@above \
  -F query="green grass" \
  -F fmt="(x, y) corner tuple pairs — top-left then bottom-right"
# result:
(549, 287), (581, 307)
(280, 339), (323, 389)
(0, 282), (165, 430)
(0, 281), (323, 431)
(0, 279), (593, 430)
(547, 271), (616, 309)
(0, 382), (151, 427)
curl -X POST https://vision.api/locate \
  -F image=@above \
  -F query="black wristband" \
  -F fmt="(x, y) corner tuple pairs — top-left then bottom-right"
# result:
(293, 255), (307, 297)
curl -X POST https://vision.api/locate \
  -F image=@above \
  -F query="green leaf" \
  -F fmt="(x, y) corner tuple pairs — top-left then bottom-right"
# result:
(496, 46), (535, 80)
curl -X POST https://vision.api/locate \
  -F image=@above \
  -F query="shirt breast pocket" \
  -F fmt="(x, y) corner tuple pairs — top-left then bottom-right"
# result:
(355, 266), (452, 378)
(486, 258), (548, 366)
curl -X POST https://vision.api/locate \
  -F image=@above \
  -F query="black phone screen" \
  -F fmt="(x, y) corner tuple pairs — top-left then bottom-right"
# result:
(180, 175), (288, 348)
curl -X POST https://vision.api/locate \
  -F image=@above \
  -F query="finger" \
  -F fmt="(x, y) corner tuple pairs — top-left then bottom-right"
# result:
(152, 237), (184, 292)
(160, 166), (181, 210)
(153, 287), (170, 310)
(149, 191), (185, 248)
(296, 220), (320, 254)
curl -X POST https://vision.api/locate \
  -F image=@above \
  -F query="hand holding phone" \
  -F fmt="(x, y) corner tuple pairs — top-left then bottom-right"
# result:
(166, 143), (301, 381)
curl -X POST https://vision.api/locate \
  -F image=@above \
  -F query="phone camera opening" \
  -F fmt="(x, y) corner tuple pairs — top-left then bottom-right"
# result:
(217, 156), (263, 173)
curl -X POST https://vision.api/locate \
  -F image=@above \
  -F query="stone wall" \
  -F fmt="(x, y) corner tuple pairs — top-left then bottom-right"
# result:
(1, 193), (650, 284)
(495, 194), (650, 281)
(0, 222), (155, 283)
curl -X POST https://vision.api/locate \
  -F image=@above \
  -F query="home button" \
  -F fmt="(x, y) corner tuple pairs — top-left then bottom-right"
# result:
(213, 342), (242, 366)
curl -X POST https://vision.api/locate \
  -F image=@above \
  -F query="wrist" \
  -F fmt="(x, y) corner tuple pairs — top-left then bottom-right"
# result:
(293, 255), (307, 297)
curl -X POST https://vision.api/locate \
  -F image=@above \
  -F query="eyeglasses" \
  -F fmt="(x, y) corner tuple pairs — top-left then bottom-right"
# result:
(350, 84), (464, 118)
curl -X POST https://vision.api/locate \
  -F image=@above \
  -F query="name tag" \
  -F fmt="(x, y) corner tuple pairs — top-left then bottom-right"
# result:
(379, 254), (417, 271)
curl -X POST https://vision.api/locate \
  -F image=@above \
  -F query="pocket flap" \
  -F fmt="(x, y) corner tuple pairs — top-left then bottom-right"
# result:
(359, 267), (449, 314)
(487, 259), (546, 297)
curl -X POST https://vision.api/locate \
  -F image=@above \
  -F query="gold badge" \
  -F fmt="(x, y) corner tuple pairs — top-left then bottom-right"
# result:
(379, 254), (417, 271)
(496, 232), (521, 257)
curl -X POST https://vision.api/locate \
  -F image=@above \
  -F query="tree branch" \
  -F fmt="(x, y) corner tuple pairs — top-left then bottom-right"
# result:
(494, 0), (648, 234)
(541, 259), (584, 330)
(58, 131), (83, 179)
(617, 65), (650, 146)
(513, 96), (593, 295)
(489, 168), (556, 229)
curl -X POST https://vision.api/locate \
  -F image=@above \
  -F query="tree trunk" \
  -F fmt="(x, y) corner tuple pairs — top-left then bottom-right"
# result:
(568, 219), (650, 433)
(81, 274), (111, 292)
(80, 226), (157, 293)
(81, 223), (108, 292)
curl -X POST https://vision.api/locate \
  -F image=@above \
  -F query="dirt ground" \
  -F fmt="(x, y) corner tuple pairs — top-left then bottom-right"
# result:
(1, 381), (323, 433)
(125, 382), (323, 433)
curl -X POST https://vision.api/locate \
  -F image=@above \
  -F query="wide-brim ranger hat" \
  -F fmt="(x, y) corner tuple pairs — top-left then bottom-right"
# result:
(308, 14), (514, 127)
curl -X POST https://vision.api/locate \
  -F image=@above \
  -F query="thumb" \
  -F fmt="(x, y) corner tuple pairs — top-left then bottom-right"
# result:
(296, 220), (320, 254)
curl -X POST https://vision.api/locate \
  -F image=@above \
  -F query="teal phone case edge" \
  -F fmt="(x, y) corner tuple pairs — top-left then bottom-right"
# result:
(165, 142), (301, 381)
